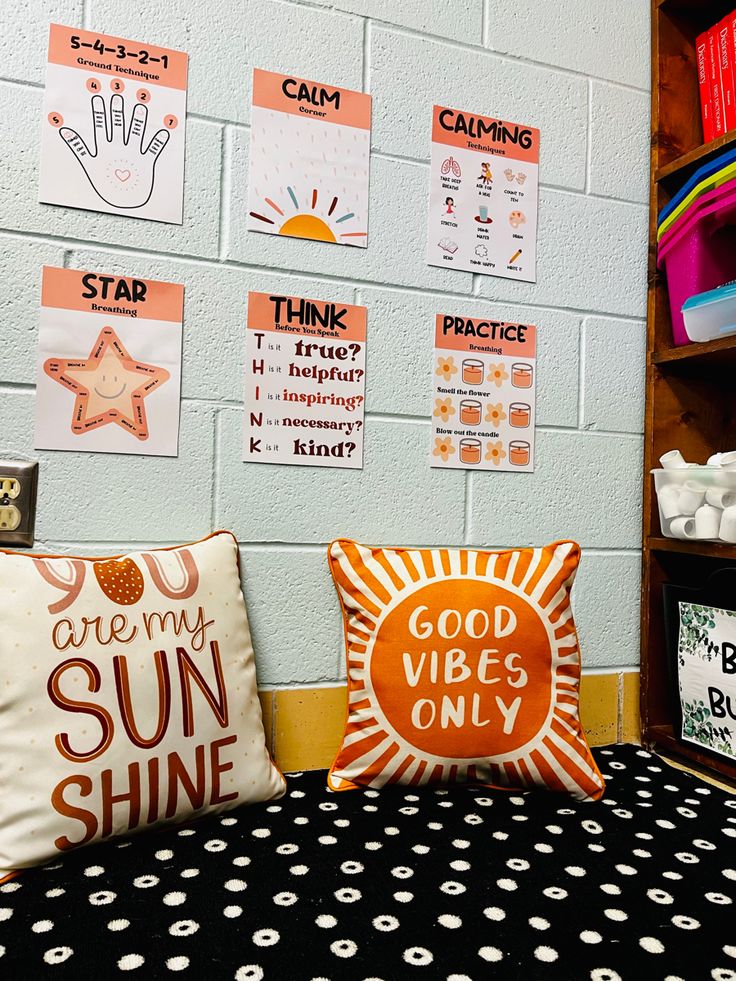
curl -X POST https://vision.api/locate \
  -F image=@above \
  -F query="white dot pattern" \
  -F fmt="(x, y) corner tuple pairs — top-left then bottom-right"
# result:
(0, 751), (732, 978)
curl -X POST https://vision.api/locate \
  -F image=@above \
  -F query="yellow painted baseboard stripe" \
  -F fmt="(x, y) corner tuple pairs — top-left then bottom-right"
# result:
(259, 671), (641, 773)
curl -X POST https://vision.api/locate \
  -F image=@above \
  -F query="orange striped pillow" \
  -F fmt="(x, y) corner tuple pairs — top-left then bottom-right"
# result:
(327, 539), (604, 801)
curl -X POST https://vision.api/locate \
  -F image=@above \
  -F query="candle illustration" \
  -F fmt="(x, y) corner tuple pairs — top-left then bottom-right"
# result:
(459, 399), (482, 426)
(509, 440), (530, 466)
(509, 402), (531, 428)
(459, 438), (482, 465)
(511, 362), (533, 388)
(462, 358), (484, 385)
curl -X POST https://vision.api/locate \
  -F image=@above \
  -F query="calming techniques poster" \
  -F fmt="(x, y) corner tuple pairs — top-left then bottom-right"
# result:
(427, 105), (540, 282)
(35, 266), (183, 457)
(247, 69), (372, 247)
(39, 24), (188, 224)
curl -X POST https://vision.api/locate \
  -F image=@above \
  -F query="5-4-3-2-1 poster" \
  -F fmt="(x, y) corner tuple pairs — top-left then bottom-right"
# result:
(39, 24), (188, 224)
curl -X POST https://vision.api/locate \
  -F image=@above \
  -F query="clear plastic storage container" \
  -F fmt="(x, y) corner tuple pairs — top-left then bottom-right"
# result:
(653, 467), (736, 542)
(681, 281), (736, 342)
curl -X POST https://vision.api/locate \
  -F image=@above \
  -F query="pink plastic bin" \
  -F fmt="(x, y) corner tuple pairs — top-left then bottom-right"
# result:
(657, 182), (736, 345)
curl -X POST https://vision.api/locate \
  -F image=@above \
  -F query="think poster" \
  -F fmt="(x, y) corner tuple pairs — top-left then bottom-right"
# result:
(247, 69), (371, 247)
(243, 291), (366, 469)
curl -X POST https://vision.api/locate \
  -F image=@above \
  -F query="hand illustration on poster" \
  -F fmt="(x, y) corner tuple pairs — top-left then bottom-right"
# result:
(430, 313), (537, 472)
(247, 69), (371, 248)
(427, 106), (540, 282)
(59, 93), (170, 209)
(243, 292), (367, 469)
(40, 24), (188, 224)
(35, 267), (184, 457)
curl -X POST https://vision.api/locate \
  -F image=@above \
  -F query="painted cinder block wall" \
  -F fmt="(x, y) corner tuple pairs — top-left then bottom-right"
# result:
(0, 1), (650, 690)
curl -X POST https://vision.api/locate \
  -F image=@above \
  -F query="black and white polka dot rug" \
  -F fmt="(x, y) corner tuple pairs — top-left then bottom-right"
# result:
(0, 745), (735, 980)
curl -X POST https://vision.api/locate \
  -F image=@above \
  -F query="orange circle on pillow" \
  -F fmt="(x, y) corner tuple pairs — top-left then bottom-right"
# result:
(370, 578), (552, 759)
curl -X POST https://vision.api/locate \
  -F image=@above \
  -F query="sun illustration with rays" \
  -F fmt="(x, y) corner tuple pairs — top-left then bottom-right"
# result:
(327, 539), (604, 801)
(249, 186), (366, 244)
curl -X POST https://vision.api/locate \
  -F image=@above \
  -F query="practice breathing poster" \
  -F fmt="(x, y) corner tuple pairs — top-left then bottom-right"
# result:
(427, 105), (540, 283)
(243, 292), (367, 469)
(431, 312), (537, 473)
(247, 69), (371, 247)
(35, 266), (183, 456)
(39, 24), (188, 224)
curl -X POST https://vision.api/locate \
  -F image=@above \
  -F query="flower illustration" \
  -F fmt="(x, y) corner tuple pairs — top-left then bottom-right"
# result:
(436, 356), (458, 381)
(433, 397), (456, 421)
(485, 402), (507, 426)
(485, 440), (507, 466)
(433, 436), (456, 462)
(487, 363), (509, 387)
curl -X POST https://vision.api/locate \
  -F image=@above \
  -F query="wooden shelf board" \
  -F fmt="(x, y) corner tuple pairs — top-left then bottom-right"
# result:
(646, 536), (736, 560)
(651, 335), (736, 365)
(646, 724), (736, 783)
(656, 130), (736, 183)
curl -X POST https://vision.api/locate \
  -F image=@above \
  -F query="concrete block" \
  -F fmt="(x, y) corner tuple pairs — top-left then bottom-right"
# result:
(590, 82), (650, 204)
(582, 316), (645, 434)
(484, 0), (650, 90)
(467, 429), (643, 548)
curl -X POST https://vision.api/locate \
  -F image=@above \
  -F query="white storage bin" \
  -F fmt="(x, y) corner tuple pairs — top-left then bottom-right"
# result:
(681, 281), (736, 343)
(653, 467), (736, 542)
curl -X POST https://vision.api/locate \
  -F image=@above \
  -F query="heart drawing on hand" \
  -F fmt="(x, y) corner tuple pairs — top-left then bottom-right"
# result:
(59, 92), (170, 210)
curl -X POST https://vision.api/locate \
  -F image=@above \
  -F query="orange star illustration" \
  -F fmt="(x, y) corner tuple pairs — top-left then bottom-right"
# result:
(43, 326), (170, 441)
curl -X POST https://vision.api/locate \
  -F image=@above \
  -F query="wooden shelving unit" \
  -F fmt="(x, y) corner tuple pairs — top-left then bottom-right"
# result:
(642, 0), (736, 783)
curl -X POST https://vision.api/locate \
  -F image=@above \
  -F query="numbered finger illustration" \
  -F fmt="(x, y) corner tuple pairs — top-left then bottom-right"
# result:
(39, 25), (187, 224)
(58, 90), (171, 210)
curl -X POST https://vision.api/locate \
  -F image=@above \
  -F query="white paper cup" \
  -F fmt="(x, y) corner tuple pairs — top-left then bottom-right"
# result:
(660, 450), (688, 470)
(670, 516), (696, 539)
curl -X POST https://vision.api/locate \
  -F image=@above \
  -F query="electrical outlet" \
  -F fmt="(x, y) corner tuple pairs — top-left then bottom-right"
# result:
(0, 460), (38, 548)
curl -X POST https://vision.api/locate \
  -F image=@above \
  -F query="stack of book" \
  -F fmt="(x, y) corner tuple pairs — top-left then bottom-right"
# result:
(697, 13), (736, 142)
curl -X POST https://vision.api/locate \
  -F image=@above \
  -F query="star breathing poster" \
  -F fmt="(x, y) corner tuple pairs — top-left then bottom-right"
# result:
(247, 68), (371, 247)
(35, 266), (183, 456)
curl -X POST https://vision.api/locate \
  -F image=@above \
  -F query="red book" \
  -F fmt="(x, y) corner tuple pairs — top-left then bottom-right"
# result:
(708, 26), (725, 137)
(696, 30), (714, 141)
(717, 16), (736, 132)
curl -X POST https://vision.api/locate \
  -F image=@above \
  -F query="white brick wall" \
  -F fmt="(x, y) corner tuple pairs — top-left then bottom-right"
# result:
(1, 1), (650, 685)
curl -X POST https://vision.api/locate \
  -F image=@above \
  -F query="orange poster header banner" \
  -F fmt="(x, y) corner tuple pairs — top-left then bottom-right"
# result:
(48, 24), (188, 90)
(42, 266), (184, 322)
(252, 68), (371, 130)
(248, 291), (367, 343)
(435, 313), (536, 358)
(431, 104), (540, 163)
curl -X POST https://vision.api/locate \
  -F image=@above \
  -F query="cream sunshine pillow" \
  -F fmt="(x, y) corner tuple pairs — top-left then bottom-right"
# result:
(328, 539), (604, 801)
(0, 531), (284, 877)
